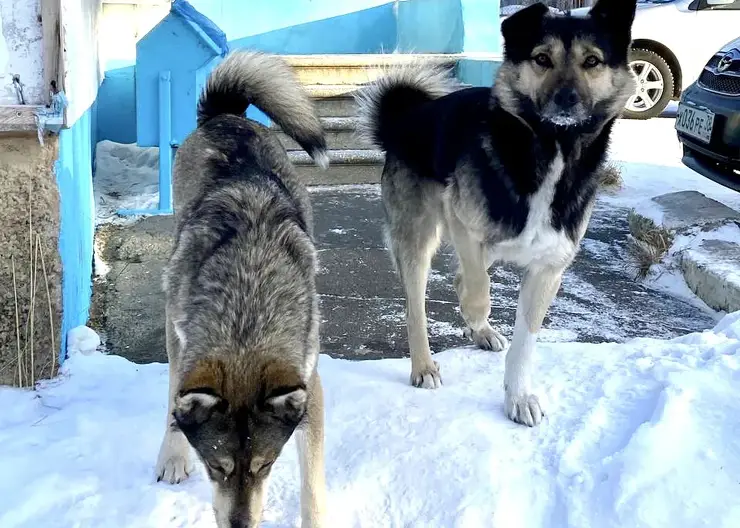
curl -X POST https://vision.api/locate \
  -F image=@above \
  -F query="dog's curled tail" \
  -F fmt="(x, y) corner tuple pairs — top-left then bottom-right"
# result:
(355, 62), (459, 151)
(198, 50), (328, 169)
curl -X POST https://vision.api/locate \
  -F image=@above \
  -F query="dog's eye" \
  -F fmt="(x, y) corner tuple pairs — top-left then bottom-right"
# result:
(533, 53), (553, 68)
(583, 55), (601, 69)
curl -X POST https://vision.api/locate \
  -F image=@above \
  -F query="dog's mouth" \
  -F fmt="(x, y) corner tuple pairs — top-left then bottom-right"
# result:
(544, 112), (584, 127)
(541, 105), (590, 129)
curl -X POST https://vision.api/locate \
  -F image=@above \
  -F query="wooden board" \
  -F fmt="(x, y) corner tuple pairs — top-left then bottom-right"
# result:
(0, 106), (45, 133)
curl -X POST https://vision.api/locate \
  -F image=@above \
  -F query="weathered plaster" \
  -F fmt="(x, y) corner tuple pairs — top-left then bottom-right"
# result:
(0, 0), (45, 105)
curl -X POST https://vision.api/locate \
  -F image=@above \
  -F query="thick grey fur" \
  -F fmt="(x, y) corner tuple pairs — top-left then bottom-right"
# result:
(154, 50), (326, 528)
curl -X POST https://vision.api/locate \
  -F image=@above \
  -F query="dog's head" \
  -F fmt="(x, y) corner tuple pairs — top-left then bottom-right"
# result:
(496, 0), (637, 128)
(173, 359), (307, 528)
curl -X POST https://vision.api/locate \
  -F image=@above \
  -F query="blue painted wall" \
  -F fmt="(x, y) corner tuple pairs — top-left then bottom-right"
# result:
(136, 14), (222, 147)
(193, 0), (394, 45)
(96, 0), (503, 144)
(396, 0), (464, 53)
(56, 105), (96, 362)
(229, 4), (396, 54)
(96, 63), (136, 144)
(461, 0), (501, 53)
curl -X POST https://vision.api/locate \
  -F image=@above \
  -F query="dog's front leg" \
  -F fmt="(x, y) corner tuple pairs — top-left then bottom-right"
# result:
(504, 265), (563, 427)
(296, 371), (326, 528)
(155, 310), (192, 483)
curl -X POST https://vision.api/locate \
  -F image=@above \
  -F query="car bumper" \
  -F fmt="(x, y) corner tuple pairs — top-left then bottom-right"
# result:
(676, 83), (740, 192)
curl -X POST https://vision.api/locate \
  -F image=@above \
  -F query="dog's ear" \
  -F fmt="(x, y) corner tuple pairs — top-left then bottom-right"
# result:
(501, 3), (549, 62)
(263, 386), (308, 425)
(589, 0), (637, 33)
(173, 389), (227, 429)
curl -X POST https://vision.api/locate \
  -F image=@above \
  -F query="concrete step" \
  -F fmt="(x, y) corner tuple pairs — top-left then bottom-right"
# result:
(305, 86), (360, 118)
(285, 53), (460, 85)
(289, 149), (384, 185)
(276, 117), (370, 151)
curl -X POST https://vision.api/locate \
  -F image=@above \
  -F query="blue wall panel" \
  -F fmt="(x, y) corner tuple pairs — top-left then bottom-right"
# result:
(56, 106), (96, 362)
(229, 4), (396, 54)
(96, 64), (137, 144)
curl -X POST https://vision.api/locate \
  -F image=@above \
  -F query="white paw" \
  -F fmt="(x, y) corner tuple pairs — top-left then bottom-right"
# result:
(155, 433), (191, 484)
(410, 361), (442, 389)
(464, 324), (507, 352)
(504, 389), (544, 427)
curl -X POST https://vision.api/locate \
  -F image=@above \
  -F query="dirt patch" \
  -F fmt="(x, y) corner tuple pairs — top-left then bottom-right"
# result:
(0, 133), (62, 387)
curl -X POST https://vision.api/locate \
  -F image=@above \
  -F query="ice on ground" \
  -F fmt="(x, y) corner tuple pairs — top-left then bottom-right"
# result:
(1, 313), (739, 528)
(94, 141), (159, 225)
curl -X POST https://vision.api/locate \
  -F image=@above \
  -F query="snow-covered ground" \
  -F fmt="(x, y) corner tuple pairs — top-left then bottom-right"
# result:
(7, 118), (737, 526)
(604, 119), (740, 213)
(1, 314), (739, 528)
(94, 141), (159, 225)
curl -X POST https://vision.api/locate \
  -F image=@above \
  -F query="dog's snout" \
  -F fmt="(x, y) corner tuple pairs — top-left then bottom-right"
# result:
(229, 520), (251, 528)
(553, 87), (578, 109)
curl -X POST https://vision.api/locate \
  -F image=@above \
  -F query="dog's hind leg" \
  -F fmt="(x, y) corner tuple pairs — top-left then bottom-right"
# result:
(383, 176), (443, 389)
(504, 265), (563, 427)
(448, 213), (507, 352)
(155, 308), (191, 483)
(296, 371), (326, 528)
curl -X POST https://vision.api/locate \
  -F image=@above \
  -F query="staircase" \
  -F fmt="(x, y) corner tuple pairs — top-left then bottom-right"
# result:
(276, 54), (461, 185)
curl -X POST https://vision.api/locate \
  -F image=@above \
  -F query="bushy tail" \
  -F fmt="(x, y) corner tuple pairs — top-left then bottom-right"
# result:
(198, 50), (328, 169)
(354, 62), (460, 152)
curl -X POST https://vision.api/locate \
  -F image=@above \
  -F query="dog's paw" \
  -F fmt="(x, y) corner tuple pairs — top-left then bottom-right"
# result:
(504, 389), (544, 427)
(156, 453), (190, 484)
(410, 361), (442, 389)
(464, 324), (507, 352)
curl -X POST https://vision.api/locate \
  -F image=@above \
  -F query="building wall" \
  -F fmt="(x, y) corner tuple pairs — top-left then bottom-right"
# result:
(0, 134), (63, 386)
(95, 0), (503, 143)
(0, 0), (45, 105)
(56, 107), (96, 362)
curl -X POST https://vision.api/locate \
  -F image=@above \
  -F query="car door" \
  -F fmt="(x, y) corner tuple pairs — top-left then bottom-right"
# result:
(688, 0), (740, 81)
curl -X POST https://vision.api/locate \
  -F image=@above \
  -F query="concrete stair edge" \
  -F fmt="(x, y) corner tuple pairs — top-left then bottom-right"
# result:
(289, 149), (384, 166)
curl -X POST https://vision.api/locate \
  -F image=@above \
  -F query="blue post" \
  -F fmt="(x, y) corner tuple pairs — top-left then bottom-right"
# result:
(119, 70), (174, 216)
(158, 71), (173, 213)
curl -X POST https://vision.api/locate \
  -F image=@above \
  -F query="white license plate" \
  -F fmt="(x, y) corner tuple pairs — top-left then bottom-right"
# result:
(675, 104), (714, 144)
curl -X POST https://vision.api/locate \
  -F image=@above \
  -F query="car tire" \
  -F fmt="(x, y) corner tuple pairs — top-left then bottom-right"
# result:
(623, 48), (675, 120)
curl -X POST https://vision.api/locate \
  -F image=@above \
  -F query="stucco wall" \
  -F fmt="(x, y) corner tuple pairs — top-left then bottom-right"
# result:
(0, 134), (62, 387)
(0, 0), (45, 105)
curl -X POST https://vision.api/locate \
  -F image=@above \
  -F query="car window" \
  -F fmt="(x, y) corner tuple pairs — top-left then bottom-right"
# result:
(702, 0), (740, 9)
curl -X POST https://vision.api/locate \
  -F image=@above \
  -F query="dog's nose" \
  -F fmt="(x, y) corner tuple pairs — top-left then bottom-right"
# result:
(553, 87), (578, 109)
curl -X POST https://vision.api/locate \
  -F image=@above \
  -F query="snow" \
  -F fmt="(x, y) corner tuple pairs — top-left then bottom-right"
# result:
(603, 119), (740, 214)
(66, 326), (101, 356)
(94, 140), (159, 225)
(1, 313), (739, 527)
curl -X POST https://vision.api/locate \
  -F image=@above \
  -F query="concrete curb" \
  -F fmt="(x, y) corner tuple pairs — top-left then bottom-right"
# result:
(680, 239), (740, 313)
(630, 191), (740, 313)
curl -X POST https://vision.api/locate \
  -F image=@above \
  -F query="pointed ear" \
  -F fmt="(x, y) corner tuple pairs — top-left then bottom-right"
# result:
(173, 389), (227, 429)
(263, 386), (307, 425)
(501, 3), (550, 62)
(589, 0), (637, 32)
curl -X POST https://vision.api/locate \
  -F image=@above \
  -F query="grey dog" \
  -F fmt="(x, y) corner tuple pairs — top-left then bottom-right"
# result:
(154, 50), (328, 528)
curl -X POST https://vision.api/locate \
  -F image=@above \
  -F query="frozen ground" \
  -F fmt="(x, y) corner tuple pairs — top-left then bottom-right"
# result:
(94, 141), (159, 225)
(14, 116), (738, 526)
(1, 314), (739, 527)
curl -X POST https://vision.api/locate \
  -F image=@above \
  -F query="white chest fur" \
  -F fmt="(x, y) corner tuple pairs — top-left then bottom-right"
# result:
(489, 150), (579, 269)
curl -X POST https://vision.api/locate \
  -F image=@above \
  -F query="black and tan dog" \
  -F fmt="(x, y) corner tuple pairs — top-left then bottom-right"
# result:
(154, 51), (328, 527)
(356, 0), (637, 426)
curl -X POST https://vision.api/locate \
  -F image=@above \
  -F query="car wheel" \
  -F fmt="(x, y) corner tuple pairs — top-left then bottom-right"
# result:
(623, 48), (675, 120)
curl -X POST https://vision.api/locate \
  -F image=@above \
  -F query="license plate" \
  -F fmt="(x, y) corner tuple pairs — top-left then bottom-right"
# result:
(675, 104), (714, 144)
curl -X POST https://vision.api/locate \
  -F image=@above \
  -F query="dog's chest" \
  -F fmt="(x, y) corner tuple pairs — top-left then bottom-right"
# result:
(489, 152), (578, 268)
